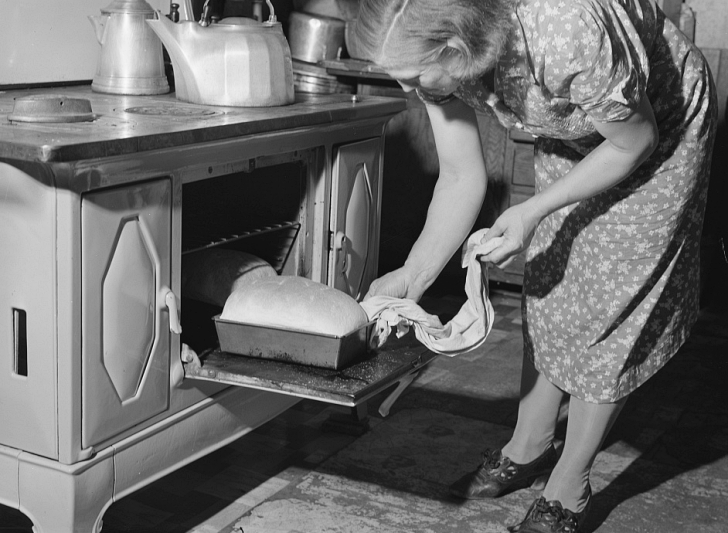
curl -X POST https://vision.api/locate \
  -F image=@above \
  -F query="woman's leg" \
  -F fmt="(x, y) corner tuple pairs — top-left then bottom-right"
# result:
(449, 354), (563, 499)
(543, 395), (627, 512)
(501, 354), (565, 464)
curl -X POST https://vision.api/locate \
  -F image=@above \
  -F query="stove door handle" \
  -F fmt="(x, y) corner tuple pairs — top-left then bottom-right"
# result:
(162, 287), (183, 334)
(334, 230), (349, 273)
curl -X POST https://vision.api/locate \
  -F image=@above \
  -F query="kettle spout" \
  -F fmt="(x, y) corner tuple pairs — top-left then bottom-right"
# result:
(146, 15), (200, 103)
(88, 14), (108, 45)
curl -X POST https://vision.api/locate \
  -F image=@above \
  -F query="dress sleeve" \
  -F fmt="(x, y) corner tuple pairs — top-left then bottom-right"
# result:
(542, 0), (649, 122)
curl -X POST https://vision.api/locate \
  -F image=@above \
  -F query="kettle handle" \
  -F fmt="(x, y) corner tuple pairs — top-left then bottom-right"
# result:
(177, 0), (195, 22)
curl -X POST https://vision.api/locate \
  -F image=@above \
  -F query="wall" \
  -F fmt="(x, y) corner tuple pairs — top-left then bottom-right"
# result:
(685, 0), (728, 49)
(0, 0), (206, 87)
(0, 0), (104, 86)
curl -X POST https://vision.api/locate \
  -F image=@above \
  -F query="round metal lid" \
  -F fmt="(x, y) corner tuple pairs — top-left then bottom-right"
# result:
(100, 0), (155, 14)
(8, 95), (97, 123)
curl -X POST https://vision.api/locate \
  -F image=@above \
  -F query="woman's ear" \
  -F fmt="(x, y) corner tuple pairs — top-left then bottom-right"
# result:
(446, 36), (468, 56)
(440, 37), (468, 76)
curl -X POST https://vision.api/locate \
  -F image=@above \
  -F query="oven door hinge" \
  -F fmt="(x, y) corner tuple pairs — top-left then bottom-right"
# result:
(171, 343), (202, 388)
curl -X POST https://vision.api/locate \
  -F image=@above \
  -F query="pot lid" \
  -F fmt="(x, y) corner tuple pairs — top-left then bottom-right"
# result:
(100, 0), (155, 14)
(8, 95), (97, 123)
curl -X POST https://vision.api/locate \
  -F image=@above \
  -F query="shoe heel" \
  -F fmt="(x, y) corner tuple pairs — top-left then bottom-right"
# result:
(530, 474), (549, 490)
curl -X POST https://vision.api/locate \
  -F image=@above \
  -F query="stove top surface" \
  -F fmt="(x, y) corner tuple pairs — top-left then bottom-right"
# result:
(0, 86), (405, 163)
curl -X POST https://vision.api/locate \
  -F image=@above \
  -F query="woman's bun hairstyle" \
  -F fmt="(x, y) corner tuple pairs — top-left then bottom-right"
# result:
(351, 0), (513, 80)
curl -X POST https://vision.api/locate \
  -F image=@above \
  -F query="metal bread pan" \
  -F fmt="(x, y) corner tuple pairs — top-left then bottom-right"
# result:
(213, 315), (374, 370)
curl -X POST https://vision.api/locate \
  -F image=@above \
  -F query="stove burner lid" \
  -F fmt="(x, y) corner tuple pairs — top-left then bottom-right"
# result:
(100, 0), (155, 14)
(8, 95), (97, 123)
(124, 105), (218, 117)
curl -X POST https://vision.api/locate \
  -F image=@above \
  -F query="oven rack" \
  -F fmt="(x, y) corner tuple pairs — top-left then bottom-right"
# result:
(182, 221), (301, 274)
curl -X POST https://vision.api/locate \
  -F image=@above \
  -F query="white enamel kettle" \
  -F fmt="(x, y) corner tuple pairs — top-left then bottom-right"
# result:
(89, 0), (170, 95)
(146, 0), (294, 107)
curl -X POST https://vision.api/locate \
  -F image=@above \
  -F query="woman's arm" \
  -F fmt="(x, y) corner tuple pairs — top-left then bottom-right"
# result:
(364, 97), (487, 301)
(479, 94), (659, 266)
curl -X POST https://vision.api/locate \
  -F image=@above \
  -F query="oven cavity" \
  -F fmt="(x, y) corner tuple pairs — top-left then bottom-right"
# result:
(180, 161), (307, 355)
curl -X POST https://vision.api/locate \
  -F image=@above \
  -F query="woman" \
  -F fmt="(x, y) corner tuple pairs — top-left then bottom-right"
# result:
(353, 0), (717, 531)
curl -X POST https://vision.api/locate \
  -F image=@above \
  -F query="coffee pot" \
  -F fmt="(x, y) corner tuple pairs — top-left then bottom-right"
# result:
(89, 0), (169, 95)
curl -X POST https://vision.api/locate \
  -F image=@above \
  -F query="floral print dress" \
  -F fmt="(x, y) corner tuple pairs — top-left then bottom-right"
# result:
(451, 0), (717, 402)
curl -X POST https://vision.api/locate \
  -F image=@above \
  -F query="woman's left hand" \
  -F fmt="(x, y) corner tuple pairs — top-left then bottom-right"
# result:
(478, 200), (543, 268)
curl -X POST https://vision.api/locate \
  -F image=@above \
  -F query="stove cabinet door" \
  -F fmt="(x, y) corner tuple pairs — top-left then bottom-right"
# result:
(329, 138), (382, 300)
(81, 178), (173, 449)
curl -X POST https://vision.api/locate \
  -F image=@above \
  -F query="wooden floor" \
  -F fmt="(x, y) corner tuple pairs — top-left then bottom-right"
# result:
(1, 285), (727, 532)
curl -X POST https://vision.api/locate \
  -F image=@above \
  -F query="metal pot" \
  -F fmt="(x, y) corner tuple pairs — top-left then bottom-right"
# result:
(88, 0), (169, 95)
(292, 0), (359, 21)
(287, 11), (346, 63)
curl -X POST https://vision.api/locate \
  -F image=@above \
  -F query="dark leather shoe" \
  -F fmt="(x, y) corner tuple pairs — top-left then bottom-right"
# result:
(507, 487), (592, 533)
(449, 444), (558, 499)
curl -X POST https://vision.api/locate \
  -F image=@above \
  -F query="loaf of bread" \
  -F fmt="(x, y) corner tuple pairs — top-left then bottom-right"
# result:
(182, 249), (277, 307)
(220, 276), (369, 336)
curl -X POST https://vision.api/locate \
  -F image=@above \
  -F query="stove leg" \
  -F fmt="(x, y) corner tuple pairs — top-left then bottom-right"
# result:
(321, 402), (370, 436)
(18, 453), (113, 533)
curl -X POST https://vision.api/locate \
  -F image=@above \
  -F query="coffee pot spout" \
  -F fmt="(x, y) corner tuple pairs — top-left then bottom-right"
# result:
(88, 14), (109, 45)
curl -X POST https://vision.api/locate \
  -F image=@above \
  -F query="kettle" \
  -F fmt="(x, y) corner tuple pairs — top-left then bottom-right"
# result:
(89, 0), (169, 95)
(146, 0), (294, 107)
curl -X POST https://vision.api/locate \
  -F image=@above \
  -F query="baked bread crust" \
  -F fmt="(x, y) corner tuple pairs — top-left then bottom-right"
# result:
(220, 276), (368, 336)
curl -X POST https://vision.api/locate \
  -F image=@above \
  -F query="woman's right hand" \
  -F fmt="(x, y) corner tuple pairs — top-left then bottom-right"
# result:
(479, 200), (543, 268)
(363, 266), (425, 302)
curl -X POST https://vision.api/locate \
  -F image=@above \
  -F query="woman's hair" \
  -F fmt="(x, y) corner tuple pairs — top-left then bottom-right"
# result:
(351, 0), (514, 80)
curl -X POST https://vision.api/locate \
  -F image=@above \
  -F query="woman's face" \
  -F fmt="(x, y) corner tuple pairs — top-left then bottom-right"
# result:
(385, 62), (461, 96)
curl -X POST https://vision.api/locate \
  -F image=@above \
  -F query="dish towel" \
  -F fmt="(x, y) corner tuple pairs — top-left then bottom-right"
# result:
(360, 229), (502, 356)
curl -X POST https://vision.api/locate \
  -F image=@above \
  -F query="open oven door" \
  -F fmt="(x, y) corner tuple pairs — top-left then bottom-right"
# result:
(182, 332), (436, 435)
(328, 138), (382, 301)
(182, 335), (436, 408)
